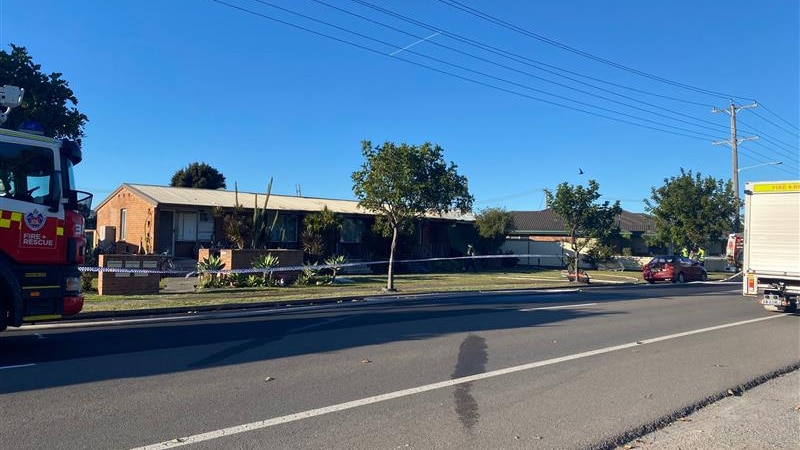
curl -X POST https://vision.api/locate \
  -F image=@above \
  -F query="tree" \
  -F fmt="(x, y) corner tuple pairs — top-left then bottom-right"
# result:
(0, 44), (87, 142)
(170, 162), (226, 189)
(644, 169), (735, 252)
(544, 180), (621, 281)
(352, 140), (473, 291)
(474, 207), (514, 254)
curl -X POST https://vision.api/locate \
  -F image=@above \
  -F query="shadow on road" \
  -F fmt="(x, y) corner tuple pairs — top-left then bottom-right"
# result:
(0, 283), (737, 393)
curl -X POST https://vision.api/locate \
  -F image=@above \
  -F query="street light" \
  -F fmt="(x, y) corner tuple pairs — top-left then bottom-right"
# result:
(737, 161), (783, 173)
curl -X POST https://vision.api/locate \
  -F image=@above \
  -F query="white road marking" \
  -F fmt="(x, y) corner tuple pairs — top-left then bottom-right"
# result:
(130, 314), (788, 449)
(519, 303), (598, 311)
(0, 363), (35, 370)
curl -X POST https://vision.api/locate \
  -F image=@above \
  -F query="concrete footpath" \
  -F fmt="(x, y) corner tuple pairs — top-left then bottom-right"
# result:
(616, 369), (800, 449)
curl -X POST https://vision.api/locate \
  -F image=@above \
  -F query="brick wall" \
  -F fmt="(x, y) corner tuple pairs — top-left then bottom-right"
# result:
(98, 254), (161, 295)
(95, 187), (155, 254)
(199, 248), (304, 281)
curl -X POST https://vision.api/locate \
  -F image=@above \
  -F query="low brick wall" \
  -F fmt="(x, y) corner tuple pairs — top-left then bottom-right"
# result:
(98, 254), (161, 296)
(198, 248), (304, 281)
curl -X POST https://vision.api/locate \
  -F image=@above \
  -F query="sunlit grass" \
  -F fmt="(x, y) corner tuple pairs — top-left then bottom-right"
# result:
(80, 268), (732, 313)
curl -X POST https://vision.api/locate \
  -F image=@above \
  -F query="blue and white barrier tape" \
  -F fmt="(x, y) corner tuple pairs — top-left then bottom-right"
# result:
(79, 254), (563, 277)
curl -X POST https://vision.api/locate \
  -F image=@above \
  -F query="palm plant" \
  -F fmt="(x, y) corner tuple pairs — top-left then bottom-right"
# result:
(252, 253), (280, 286)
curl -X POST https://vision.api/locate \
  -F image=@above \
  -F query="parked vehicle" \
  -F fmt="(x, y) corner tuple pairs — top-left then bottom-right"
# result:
(725, 233), (743, 270)
(742, 180), (800, 312)
(0, 85), (92, 332)
(642, 255), (707, 284)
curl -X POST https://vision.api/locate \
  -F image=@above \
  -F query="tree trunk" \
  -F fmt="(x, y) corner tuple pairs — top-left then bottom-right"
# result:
(386, 226), (398, 291)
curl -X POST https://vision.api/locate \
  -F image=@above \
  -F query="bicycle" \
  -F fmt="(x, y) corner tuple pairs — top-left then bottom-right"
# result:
(158, 250), (175, 276)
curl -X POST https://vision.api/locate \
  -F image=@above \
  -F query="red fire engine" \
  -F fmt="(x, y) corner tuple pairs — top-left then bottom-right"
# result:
(0, 85), (92, 331)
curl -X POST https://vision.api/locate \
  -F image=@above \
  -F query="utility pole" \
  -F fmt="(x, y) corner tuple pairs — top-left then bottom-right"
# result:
(712, 100), (758, 232)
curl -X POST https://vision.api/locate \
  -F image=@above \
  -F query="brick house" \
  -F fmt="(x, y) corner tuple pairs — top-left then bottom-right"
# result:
(501, 209), (661, 267)
(94, 184), (475, 260)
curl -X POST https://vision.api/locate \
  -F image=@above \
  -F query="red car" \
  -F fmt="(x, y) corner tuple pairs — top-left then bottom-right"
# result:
(642, 255), (708, 284)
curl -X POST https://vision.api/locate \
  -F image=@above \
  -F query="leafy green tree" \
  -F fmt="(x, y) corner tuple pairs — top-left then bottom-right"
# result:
(0, 44), (87, 141)
(352, 140), (473, 291)
(170, 162), (226, 189)
(474, 207), (514, 254)
(644, 169), (735, 252)
(544, 180), (621, 281)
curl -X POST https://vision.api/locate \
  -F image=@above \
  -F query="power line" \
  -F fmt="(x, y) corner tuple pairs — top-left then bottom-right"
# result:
(231, 0), (726, 141)
(748, 140), (800, 166)
(738, 119), (800, 157)
(748, 108), (799, 138)
(436, 0), (752, 101)
(349, 0), (714, 108)
(757, 103), (800, 134)
(738, 147), (799, 177)
(310, 0), (730, 136)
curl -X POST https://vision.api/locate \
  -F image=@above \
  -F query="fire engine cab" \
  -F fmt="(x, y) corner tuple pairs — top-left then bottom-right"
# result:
(0, 85), (92, 331)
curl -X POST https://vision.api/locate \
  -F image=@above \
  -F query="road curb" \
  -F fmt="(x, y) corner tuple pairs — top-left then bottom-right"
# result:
(597, 362), (800, 450)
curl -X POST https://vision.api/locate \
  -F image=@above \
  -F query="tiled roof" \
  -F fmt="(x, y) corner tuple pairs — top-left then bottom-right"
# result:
(509, 209), (655, 234)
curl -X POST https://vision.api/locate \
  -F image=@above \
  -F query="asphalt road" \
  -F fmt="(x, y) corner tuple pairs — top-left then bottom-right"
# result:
(1, 282), (797, 449)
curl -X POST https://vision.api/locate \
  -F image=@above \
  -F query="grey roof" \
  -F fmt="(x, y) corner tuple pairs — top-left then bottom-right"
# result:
(98, 184), (474, 222)
(509, 209), (655, 234)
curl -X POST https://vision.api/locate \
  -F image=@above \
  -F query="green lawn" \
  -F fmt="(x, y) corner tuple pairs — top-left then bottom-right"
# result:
(80, 268), (732, 314)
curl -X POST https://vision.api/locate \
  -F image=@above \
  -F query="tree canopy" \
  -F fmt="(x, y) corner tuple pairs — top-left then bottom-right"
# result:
(474, 207), (514, 254)
(545, 180), (621, 280)
(352, 140), (473, 290)
(0, 44), (87, 142)
(644, 168), (735, 251)
(170, 162), (227, 189)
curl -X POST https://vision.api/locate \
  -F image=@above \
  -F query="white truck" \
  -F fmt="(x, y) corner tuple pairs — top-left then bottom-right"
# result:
(742, 180), (800, 312)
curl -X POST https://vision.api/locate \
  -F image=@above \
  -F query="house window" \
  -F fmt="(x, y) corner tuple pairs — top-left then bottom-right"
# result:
(340, 218), (364, 243)
(119, 209), (127, 240)
(270, 214), (297, 243)
(176, 212), (198, 241)
(198, 210), (213, 241)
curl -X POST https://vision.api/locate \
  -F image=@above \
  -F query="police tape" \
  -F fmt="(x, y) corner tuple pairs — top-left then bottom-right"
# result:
(78, 254), (563, 276)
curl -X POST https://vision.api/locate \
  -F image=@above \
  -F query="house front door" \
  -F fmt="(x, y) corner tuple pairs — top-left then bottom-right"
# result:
(157, 210), (175, 255)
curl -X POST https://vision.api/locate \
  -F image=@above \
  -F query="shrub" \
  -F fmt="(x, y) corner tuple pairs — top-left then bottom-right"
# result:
(252, 253), (280, 286)
(226, 273), (249, 288)
(324, 254), (346, 282)
(246, 274), (265, 287)
(295, 262), (331, 286)
(81, 272), (95, 292)
(197, 254), (225, 289)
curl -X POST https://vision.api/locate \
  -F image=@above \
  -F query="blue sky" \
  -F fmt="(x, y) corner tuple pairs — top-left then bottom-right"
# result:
(2, 0), (798, 213)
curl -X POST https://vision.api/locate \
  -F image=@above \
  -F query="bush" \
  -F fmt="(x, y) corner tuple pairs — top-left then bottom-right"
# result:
(226, 273), (250, 288)
(197, 254), (225, 289)
(295, 263), (331, 286)
(81, 272), (95, 292)
(252, 253), (280, 286)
